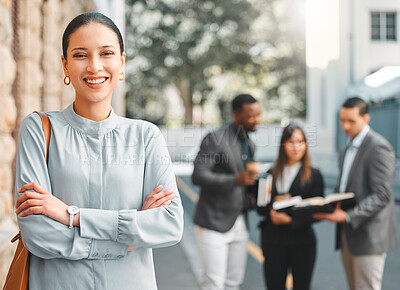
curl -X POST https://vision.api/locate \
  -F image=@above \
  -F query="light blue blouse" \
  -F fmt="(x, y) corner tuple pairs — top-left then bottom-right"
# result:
(15, 104), (184, 290)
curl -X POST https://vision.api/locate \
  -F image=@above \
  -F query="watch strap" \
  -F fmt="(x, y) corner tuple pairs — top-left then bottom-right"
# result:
(69, 213), (74, 229)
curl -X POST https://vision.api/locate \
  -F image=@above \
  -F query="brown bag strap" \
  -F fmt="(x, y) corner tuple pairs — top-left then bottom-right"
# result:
(11, 232), (22, 243)
(33, 111), (51, 163)
(11, 112), (52, 244)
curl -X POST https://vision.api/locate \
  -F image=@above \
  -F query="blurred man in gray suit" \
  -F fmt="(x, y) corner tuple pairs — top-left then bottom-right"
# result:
(192, 94), (261, 290)
(315, 97), (398, 290)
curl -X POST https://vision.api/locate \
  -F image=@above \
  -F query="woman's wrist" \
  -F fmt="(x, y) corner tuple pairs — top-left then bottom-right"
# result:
(73, 212), (80, 227)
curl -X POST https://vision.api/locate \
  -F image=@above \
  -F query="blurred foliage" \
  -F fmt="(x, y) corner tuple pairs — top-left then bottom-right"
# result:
(125, 0), (305, 125)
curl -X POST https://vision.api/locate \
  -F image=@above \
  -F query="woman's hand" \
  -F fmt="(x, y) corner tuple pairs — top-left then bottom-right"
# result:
(16, 182), (70, 226)
(141, 185), (175, 211)
(270, 209), (292, 225)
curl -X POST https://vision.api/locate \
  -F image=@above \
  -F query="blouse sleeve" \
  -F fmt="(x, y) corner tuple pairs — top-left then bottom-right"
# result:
(16, 114), (128, 260)
(79, 124), (184, 248)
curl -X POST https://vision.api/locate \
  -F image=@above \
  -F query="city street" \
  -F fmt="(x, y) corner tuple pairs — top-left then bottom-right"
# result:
(154, 169), (400, 290)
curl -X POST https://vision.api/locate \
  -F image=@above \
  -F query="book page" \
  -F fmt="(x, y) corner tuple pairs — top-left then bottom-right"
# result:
(295, 196), (326, 207)
(325, 192), (355, 203)
(295, 192), (355, 207)
(273, 195), (302, 210)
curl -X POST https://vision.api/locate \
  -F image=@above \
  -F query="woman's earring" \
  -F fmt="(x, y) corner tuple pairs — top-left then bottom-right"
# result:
(64, 76), (71, 85)
(119, 72), (125, 81)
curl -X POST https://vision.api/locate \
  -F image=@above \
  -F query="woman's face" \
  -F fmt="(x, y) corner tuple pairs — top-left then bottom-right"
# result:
(62, 22), (125, 106)
(284, 129), (307, 165)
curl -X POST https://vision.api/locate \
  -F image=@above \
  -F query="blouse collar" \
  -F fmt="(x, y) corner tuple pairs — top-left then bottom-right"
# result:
(62, 103), (118, 136)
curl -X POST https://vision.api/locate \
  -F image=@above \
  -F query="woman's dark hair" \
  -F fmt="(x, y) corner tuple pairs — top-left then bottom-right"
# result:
(272, 123), (311, 186)
(62, 12), (124, 59)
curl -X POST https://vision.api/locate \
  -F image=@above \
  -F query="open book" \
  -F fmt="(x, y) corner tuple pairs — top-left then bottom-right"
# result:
(271, 192), (355, 215)
(291, 192), (356, 216)
(295, 192), (355, 208)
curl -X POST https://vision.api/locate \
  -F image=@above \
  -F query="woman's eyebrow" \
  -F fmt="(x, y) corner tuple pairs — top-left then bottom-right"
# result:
(71, 47), (87, 51)
(71, 45), (115, 51)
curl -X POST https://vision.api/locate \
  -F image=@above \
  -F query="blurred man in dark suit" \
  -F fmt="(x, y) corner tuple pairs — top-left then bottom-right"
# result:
(192, 94), (261, 290)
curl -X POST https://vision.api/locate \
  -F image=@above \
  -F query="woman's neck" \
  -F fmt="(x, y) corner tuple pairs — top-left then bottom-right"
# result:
(73, 99), (111, 121)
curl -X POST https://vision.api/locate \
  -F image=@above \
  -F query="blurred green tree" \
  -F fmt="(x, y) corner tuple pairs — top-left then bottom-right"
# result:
(125, 0), (305, 125)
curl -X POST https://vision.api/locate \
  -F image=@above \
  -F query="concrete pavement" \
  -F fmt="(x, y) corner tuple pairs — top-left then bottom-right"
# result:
(154, 167), (400, 290)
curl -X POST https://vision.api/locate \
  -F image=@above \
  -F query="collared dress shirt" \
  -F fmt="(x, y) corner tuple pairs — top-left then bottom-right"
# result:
(15, 104), (184, 290)
(339, 125), (370, 193)
(232, 124), (254, 167)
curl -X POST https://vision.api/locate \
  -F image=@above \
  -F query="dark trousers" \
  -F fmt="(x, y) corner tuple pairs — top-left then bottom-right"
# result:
(262, 243), (316, 290)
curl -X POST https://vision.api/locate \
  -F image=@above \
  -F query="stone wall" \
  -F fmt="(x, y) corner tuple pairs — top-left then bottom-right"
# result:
(17, 0), (43, 123)
(0, 0), (18, 286)
(0, 0), (16, 217)
(0, 0), (96, 287)
(42, 0), (63, 111)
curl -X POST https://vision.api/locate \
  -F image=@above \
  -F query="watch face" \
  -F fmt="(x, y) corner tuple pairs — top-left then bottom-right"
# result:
(68, 206), (80, 215)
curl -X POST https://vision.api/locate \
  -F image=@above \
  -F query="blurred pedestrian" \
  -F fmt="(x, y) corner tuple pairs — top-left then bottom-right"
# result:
(192, 94), (261, 290)
(314, 97), (398, 290)
(14, 12), (183, 290)
(257, 123), (324, 290)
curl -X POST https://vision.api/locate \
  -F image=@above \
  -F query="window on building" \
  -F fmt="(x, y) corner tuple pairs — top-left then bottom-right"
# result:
(371, 12), (397, 41)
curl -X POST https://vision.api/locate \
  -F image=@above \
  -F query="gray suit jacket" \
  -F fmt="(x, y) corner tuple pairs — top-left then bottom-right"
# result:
(335, 129), (399, 255)
(192, 123), (255, 232)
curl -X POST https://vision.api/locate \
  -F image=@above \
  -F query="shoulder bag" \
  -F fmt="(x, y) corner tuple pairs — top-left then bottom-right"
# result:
(3, 111), (51, 290)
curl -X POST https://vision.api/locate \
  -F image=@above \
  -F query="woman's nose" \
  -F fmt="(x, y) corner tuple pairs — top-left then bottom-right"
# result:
(87, 56), (103, 73)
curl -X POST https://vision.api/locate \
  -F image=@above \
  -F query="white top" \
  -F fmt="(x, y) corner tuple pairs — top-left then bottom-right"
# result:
(276, 162), (302, 194)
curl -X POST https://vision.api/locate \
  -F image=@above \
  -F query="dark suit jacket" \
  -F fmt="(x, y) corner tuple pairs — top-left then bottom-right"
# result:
(192, 123), (255, 233)
(258, 166), (324, 247)
(336, 129), (399, 255)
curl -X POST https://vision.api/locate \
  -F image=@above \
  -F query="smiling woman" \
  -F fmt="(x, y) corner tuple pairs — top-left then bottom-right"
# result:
(61, 20), (125, 121)
(14, 12), (183, 290)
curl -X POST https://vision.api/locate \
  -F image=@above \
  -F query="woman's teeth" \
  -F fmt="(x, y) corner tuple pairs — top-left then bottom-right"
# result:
(86, 78), (106, 84)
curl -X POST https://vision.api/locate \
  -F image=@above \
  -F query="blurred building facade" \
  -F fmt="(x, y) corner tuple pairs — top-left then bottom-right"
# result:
(306, 0), (400, 197)
(0, 0), (125, 286)
(306, 0), (400, 155)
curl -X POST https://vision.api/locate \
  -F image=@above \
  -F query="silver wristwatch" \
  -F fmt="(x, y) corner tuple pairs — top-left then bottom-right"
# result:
(67, 206), (80, 228)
